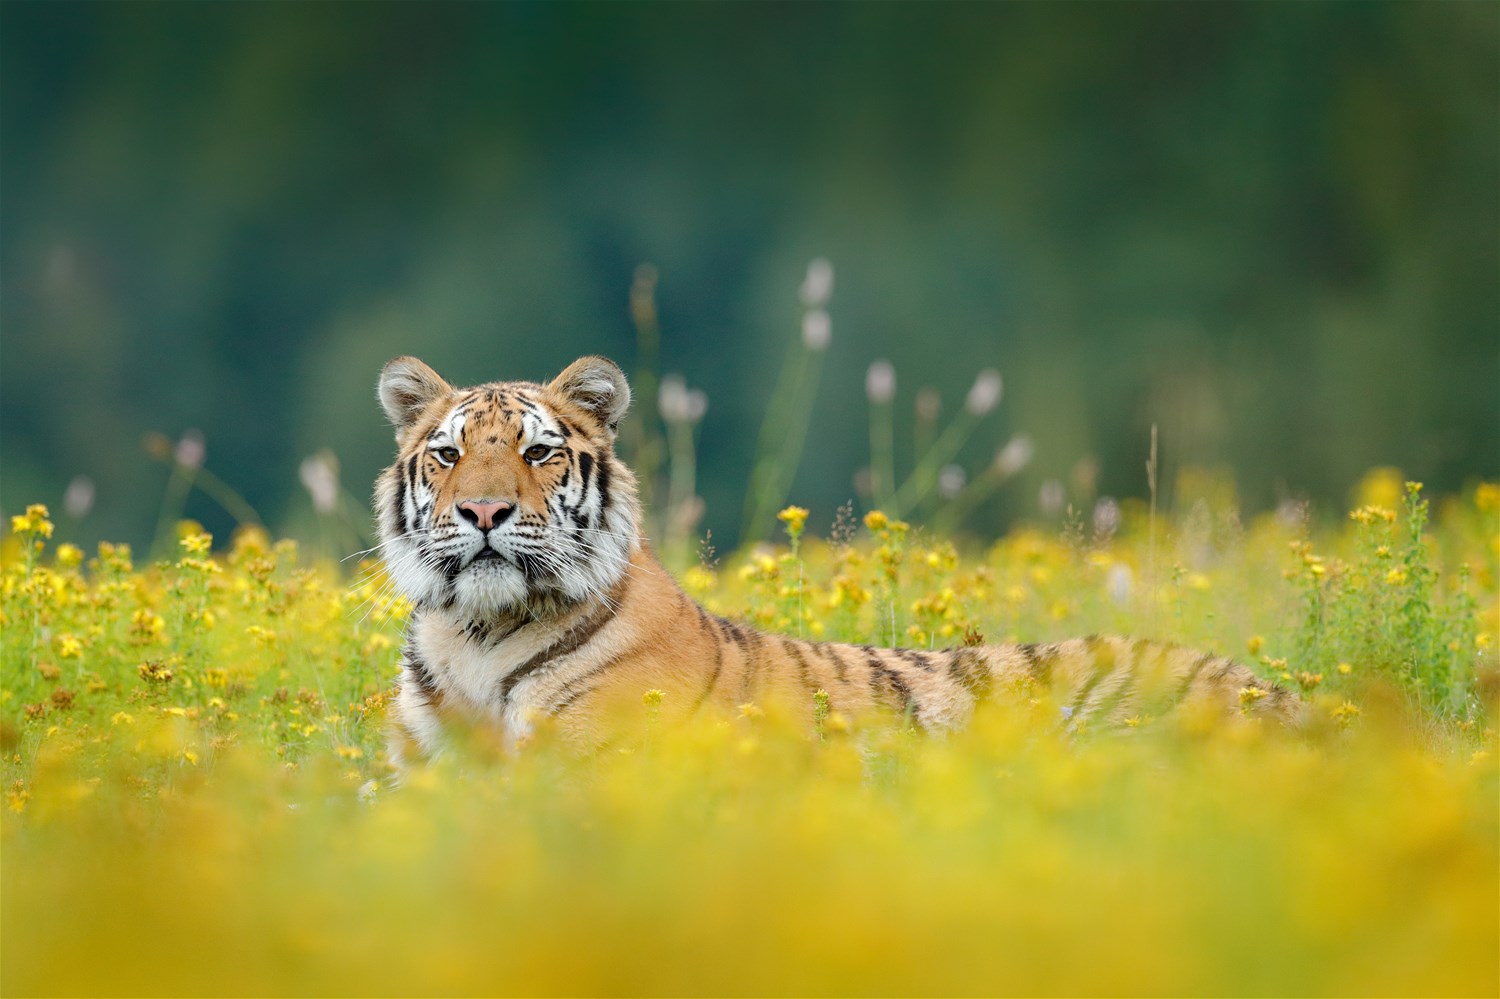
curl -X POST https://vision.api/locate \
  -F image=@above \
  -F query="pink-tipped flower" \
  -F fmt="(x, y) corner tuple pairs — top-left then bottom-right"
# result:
(964, 370), (1002, 415)
(1093, 497), (1121, 538)
(659, 374), (689, 423)
(174, 430), (205, 470)
(865, 360), (895, 404)
(299, 451), (340, 515)
(659, 375), (708, 424)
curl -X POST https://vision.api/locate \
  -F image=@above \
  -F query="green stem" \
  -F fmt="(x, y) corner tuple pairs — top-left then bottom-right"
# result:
(870, 401), (896, 510)
(890, 411), (979, 517)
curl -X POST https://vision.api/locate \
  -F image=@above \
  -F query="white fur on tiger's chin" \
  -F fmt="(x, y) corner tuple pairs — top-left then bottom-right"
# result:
(389, 534), (638, 620)
(451, 560), (532, 617)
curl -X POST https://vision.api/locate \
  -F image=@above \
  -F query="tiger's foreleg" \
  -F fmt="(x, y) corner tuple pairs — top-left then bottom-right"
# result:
(385, 659), (447, 776)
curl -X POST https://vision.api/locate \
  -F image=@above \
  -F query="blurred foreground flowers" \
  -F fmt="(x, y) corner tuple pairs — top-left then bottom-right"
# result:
(2, 483), (1497, 996)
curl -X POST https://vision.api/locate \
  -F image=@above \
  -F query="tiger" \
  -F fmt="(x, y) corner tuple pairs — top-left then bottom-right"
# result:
(374, 354), (1298, 767)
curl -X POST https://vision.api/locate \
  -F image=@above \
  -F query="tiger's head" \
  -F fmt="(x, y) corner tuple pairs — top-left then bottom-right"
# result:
(374, 355), (641, 618)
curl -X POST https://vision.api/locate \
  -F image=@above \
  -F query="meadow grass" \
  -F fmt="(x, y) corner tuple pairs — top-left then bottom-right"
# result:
(2, 476), (1497, 997)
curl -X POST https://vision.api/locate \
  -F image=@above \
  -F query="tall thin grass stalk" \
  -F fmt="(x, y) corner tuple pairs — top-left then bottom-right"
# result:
(660, 375), (707, 560)
(625, 264), (665, 537)
(930, 434), (1032, 534)
(741, 340), (826, 543)
(889, 370), (1001, 518)
(740, 261), (832, 544)
(1146, 424), (1159, 630)
(867, 362), (897, 509)
(147, 434), (261, 558)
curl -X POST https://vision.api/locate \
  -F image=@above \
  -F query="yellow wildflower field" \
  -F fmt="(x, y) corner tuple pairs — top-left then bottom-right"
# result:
(2, 484), (1496, 996)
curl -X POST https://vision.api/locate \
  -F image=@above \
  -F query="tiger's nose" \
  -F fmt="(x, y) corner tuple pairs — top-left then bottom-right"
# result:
(457, 499), (514, 531)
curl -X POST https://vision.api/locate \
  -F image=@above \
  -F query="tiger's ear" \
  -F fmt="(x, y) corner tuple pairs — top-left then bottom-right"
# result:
(379, 356), (453, 434)
(548, 356), (631, 434)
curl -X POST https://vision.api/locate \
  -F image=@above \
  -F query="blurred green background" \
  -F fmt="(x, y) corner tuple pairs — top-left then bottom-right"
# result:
(2, 1), (1496, 553)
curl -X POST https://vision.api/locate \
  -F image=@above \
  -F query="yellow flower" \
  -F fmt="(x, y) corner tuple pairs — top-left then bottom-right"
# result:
(777, 505), (809, 534)
(55, 543), (84, 569)
(137, 660), (174, 684)
(1337, 662), (1353, 675)
(1477, 482), (1500, 512)
(130, 609), (166, 643)
(179, 532), (213, 556)
(1385, 568), (1408, 585)
(9, 504), (54, 539)
(1246, 635), (1265, 656)
(682, 565), (716, 596)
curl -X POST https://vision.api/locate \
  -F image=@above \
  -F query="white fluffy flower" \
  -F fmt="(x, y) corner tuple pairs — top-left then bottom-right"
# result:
(799, 257), (834, 308)
(994, 434), (1034, 477)
(965, 369), (1003, 415)
(801, 309), (831, 351)
(299, 451), (340, 514)
(865, 360), (895, 404)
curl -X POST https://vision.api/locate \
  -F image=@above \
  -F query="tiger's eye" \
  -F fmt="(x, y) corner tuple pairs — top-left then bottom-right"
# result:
(524, 445), (552, 463)
(435, 447), (460, 464)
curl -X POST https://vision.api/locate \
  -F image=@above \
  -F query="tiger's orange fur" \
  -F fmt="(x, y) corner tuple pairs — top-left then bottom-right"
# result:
(375, 355), (1297, 765)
